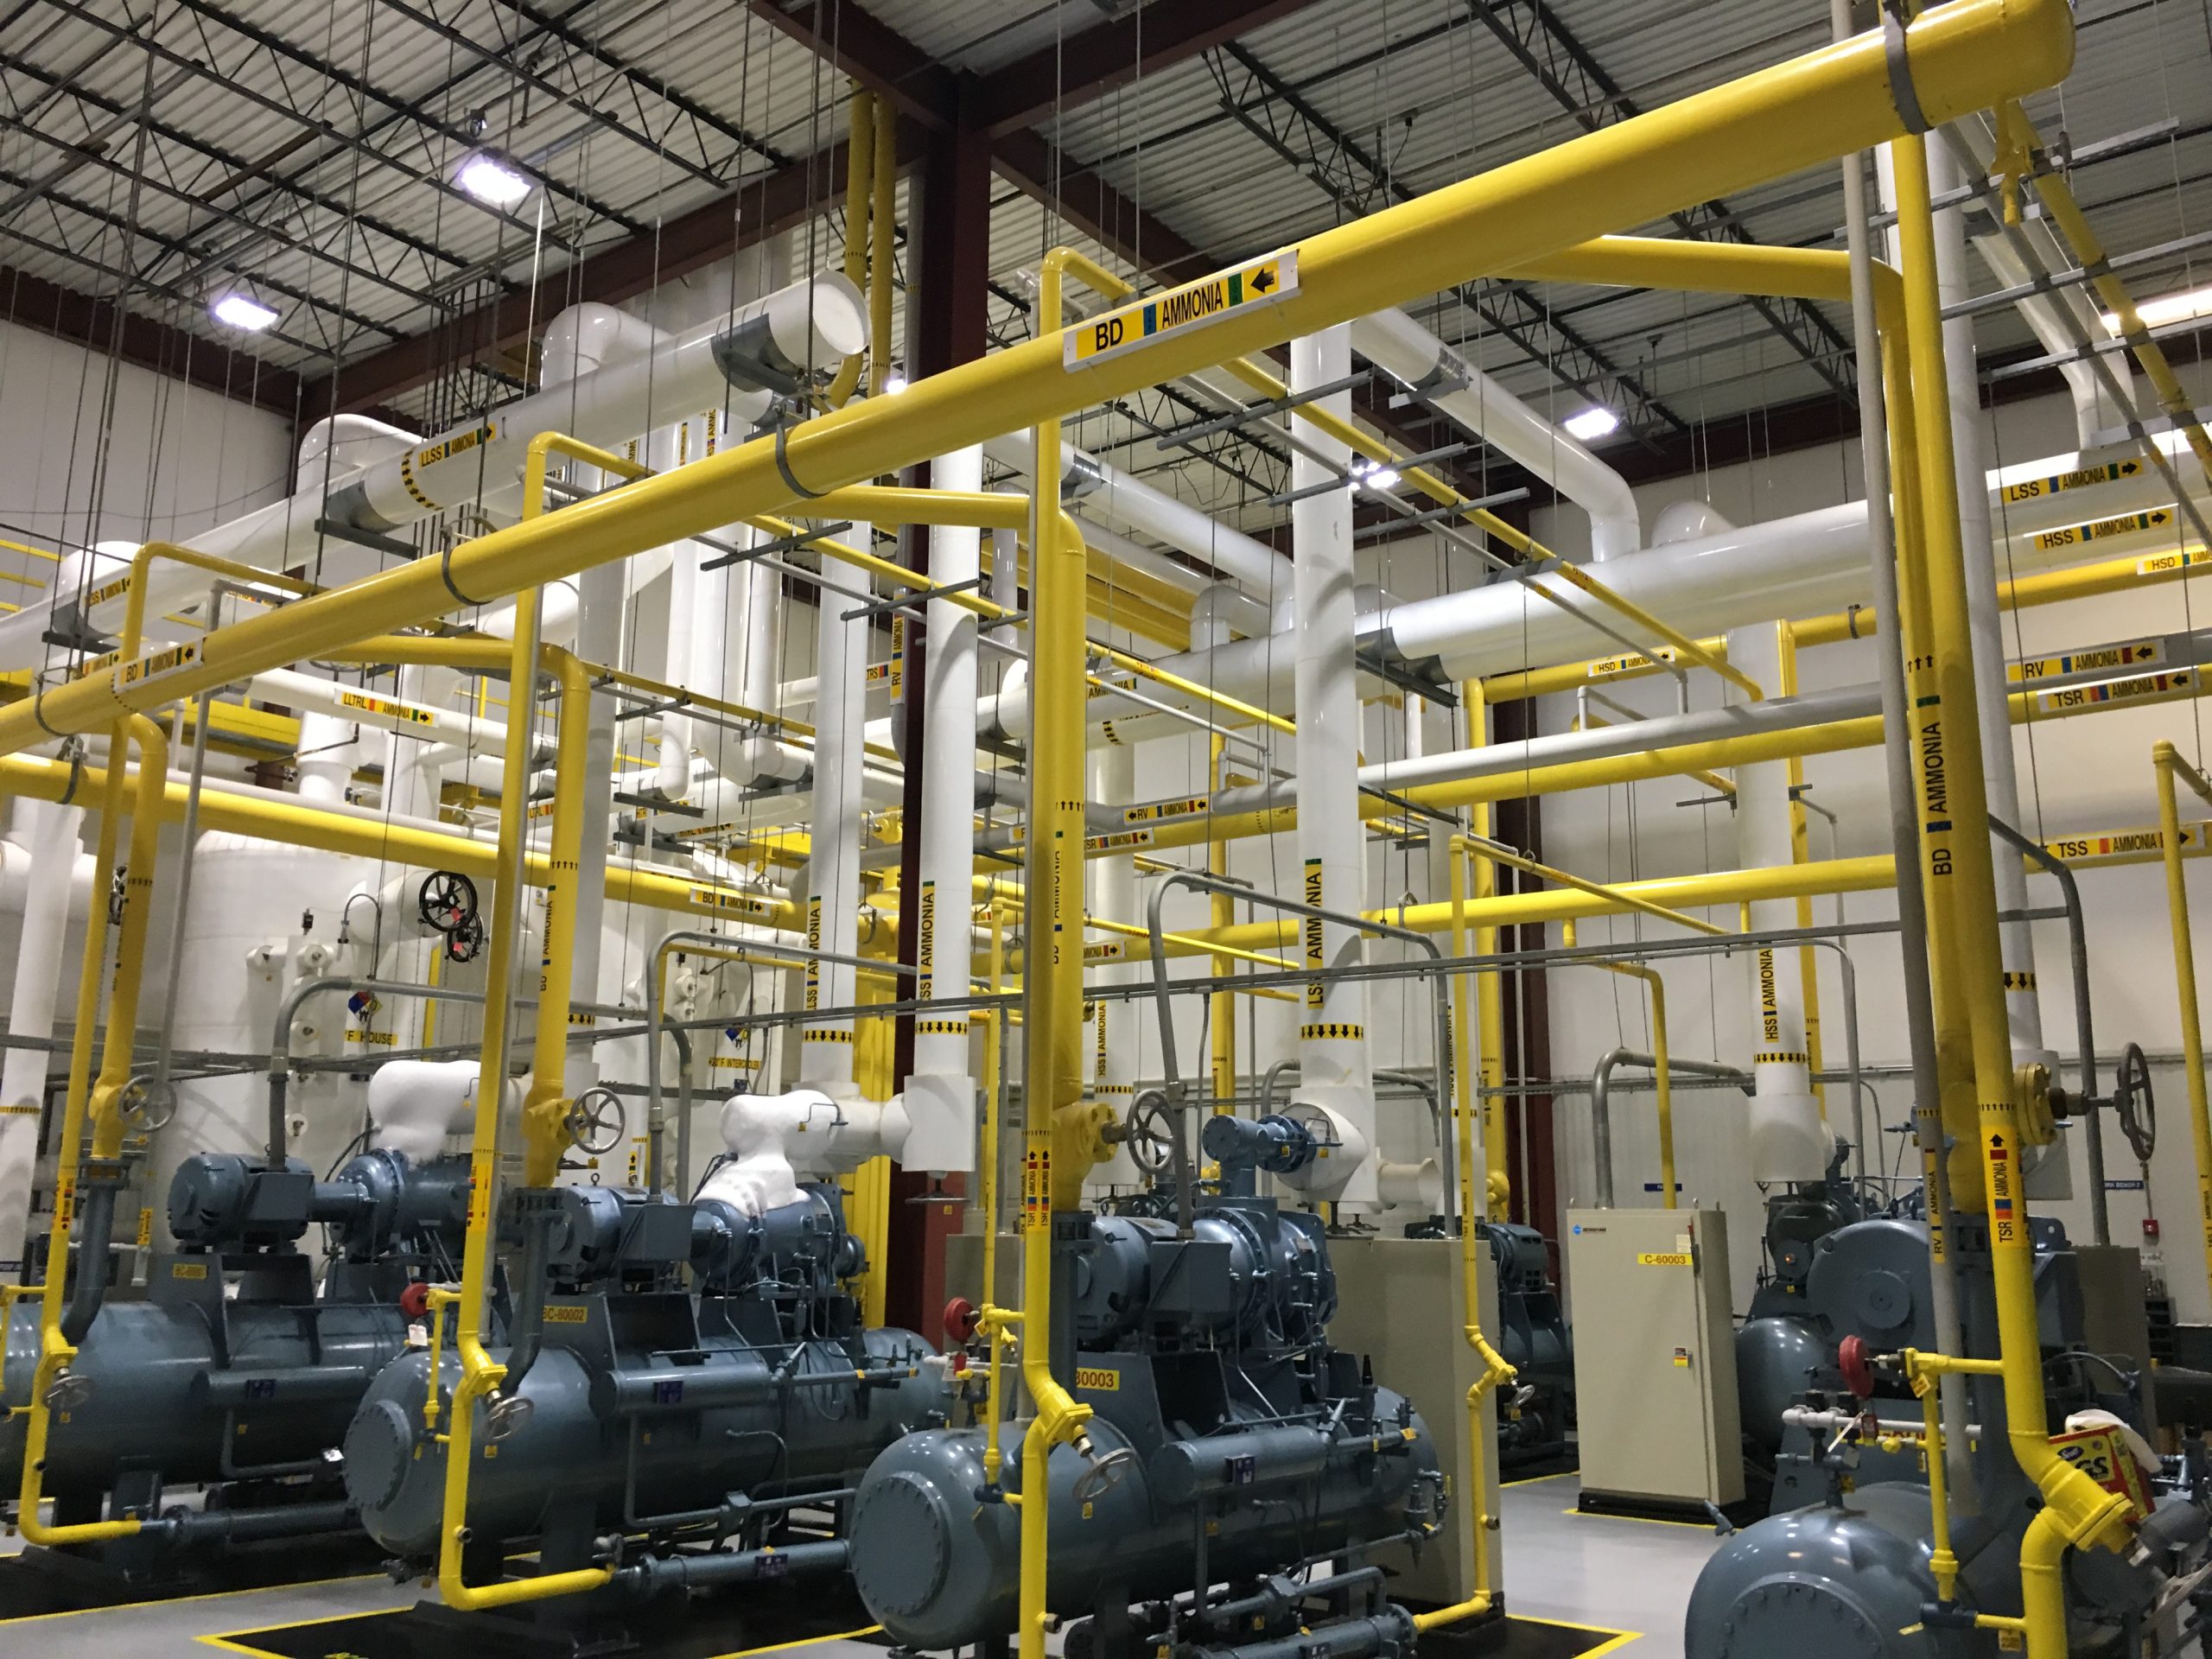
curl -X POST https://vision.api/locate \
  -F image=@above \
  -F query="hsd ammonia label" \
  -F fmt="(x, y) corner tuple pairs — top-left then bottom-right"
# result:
(1065, 253), (1299, 371)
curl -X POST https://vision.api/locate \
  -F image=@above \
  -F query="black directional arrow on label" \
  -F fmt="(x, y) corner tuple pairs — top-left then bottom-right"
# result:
(1990, 1133), (2007, 1149)
(1250, 268), (1275, 294)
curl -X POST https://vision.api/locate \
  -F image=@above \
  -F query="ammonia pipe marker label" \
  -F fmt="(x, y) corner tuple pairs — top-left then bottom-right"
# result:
(1064, 252), (1299, 371)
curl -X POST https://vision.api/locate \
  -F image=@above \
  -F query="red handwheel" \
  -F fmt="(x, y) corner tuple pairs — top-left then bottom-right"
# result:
(399, 1281), (432, 1321)
(1838, 1332), (1876, 1400)
(943, 1296), (981, 1344)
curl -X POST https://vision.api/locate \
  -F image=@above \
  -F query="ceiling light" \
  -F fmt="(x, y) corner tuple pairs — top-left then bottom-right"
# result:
(1352, 458), (1401, 492)
(1563, 406), (1621, 442)
(210, 292), (278, 332)
(2100, 280), (2212, 336)
(883, 372), (909, 395)
(456, 151), (532, 208)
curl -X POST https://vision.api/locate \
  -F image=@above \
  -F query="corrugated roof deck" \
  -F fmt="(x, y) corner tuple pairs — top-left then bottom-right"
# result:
(5, 0), (2208, 531)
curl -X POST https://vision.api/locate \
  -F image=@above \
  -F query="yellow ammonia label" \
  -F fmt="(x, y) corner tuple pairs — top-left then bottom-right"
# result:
(2006, 639), (2162, 682)
(1587, 646), (1677, 679)
(689, 886), (774, 918)
(2044, 821), (2205, 863)
(1998, 457), (2142, 503)
(2036, 668), (2192, 714)
(85, 574), (131, 609)
(1124, 796), (1209, 824)
(1065, 252), (1299, 370)
(2030, 508), (2171, 554)
(136, 1207), (153, 1249)
(339, 690), (438, 724)
(1637, 1252), (1693, 1268)
(1074, 1366), (1120, 1392)
(1084, 940), (1126, 961)
(543, 1304), (589, 1325)
(2139, 549), (2211, 575)
(114, 640), (200, 690)
(1085, 829), (1154, 853)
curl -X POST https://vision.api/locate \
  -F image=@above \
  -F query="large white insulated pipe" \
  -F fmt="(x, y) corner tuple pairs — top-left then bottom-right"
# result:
(1353, 308), (1640, 560)
(1278, 327), (1378, 1207)
(903, 449), (983, 1176)
(1728, 624), (1829, 1181)
(0, 800), (88, 1269)
(0, 275), (866, 668)
(982, 434), (1289, 598)
(799, 520), (874, 1106)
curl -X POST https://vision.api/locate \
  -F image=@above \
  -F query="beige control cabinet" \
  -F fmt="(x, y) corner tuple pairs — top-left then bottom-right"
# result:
(1566, 1205), (1742, 1512)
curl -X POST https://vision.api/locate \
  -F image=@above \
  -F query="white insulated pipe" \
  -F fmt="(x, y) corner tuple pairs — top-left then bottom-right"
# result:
(982, 433), (1290, 599)
(1279, 327), (1378, 1207)
(798, 520), (873, 1104)
(0, 274), (865, 669)
(904, 448), (984, 1176)
(0, 801), (89, 1268)
(1086, 741), (1142, 1190)
(1728, 622), (1829, 1182)
(1352, 308), (1640, 560)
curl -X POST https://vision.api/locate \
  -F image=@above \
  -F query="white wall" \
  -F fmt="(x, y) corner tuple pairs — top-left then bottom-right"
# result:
(0, 316), (292, 581)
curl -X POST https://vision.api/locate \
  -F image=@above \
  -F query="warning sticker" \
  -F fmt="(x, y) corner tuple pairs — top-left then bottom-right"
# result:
(2006, 639), (2163, 683)
(1065, 252), (1300, 371)
(1998, 456), (2144, 504)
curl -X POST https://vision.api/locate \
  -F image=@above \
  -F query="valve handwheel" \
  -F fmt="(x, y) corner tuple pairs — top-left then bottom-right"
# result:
(1123, 1092), (1178, 1177)
(1837, 1333), (1876, 1401)
(943, 1296), (981, 1344)
(398, 1281), (432, 1321)
(118, 1073), (178, 1133)
(444, 914), (486, 965)
(417, 871), (479, 936)
(565, 1087), (626, 1156)
(2113, 1040), (2158, 1166)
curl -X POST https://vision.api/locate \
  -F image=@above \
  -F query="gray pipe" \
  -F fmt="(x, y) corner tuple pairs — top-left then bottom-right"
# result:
(59, 1179), (117, 1344)
(1834, 0), (1973, 1514)
(1590, 1050), (1751, 1209)
(1991, 816), (2103, 1243)
(616, 1537), (849, 1599)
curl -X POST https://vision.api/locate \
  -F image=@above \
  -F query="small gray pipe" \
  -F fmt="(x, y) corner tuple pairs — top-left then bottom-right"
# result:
(1590, 1049), (1751, 1209)
(1992, 815), (2104, 1243)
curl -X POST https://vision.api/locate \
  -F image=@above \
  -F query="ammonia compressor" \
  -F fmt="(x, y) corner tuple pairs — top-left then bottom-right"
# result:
(2, 1143), (469, 1560)
(344, 1179), (949, 1599)
(848, 1184), (1444, 1659)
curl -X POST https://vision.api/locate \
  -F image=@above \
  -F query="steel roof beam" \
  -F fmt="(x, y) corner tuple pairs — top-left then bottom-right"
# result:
(745, 0), (959, 131)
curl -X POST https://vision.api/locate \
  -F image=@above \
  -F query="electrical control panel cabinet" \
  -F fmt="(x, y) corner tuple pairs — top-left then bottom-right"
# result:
(1567, 1205), (1742, 1513)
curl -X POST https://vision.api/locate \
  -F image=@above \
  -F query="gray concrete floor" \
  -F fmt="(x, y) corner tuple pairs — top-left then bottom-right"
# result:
(1, 1473), (1722, 1658)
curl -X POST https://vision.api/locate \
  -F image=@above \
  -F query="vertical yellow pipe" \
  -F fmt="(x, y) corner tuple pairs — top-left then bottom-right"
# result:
(826, 86), (873, 410)
(979, 900), (1012, 1485)
(518, 653), (594, 1185)
(868, 103), (895, 398)
(2153, 742), (2212, 1306)
(1462, 680), (1510, 1217)
(1894, 136), (2131, 1649)
(1208, 734), (1236, 1109)
(1779, 625), (1827, 1114)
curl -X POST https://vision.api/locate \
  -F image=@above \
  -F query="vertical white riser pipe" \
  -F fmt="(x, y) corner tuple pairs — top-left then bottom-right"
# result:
(800, 520), (872, 1099)
(0, 802), (85, 1268)
(1285, 326), (1377, 1205)
(906, 449), (984, 1176)
(1927, 144), (2049, 1082)
(1729, 621), (1829, 1181)
(378, 664), (454, 1052)
(1087, 741), (1141, 1190)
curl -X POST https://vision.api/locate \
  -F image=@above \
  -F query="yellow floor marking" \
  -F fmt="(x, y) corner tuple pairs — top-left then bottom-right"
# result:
(1500, 1468), (1577, 1488)
(707, 1621), (885, 1657)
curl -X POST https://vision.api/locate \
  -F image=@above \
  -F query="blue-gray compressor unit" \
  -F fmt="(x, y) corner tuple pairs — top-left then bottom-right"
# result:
(848, 1196), (1441, 1659)
(343, 1181), (948, 1597)
(1, 1147), (469, 1548)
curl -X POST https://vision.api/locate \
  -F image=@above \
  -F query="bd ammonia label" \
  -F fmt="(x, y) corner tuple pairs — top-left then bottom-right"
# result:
(1065, 253), (1298, 370)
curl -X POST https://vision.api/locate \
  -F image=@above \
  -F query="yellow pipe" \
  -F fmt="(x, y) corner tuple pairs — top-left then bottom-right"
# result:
(1779, 626), (1827, 1113)
(1893, 137), (2132, 1638)
(2005, 103), (2212, 494)
(1561, 919), (1675, 1208)
(826, 86), (872, 410)
(978, 900), (1013, 1487)
(1011, 251), (1133, 1659)
(868, 99), (894, 399)
(437, 434), (644, 1611)
(0, 0), (2076, 762)
(2154, 741), (2212, 1306)
(14, 713), (166, 1546)
(1459, 683), (1510, 1216)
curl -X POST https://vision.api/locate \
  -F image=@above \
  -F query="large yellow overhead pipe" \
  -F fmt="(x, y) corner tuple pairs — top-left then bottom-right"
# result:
(0, 0), (2076, 761)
